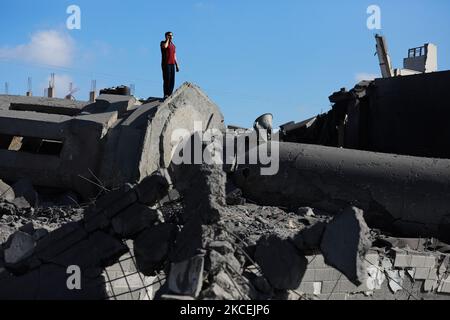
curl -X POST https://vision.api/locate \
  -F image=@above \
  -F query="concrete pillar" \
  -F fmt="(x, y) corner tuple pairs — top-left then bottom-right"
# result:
(89, 91), (96, 102)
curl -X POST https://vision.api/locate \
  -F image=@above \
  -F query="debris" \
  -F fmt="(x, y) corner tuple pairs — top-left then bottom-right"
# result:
(168, 255), (205, 298)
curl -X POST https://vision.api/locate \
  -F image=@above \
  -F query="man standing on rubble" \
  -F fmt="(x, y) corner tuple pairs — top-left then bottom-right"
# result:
(161, 31), (180, 99)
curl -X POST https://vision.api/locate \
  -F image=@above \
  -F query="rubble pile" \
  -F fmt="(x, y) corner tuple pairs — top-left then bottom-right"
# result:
(1, 72), (450, 300)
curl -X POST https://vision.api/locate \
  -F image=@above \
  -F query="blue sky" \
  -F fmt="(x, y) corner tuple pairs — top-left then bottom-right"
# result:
(0, 0), (449, 127)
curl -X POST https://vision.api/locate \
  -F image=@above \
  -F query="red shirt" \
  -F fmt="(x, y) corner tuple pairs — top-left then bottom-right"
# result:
(161, 42), (176, 65)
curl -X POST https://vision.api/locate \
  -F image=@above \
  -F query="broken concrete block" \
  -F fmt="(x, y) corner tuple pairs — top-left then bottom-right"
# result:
(134, 224), (177, 275)
(0, 180), (14, 202)
(437, 276), (450, 293)
(386, 270), (405, 294)
(4, 231), (36, 266)
(12, 178), (38, 208)
(135, 173), (170, 206)
(320, 207), (372, 285)
(111, 204), (160, 238)
(255, 235), (307, 290)
(168, 255), (204, 298)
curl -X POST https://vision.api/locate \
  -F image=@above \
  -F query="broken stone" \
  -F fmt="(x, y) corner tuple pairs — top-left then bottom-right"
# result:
(134, 223), (177, 275)
(111, 203), (160, 238)
(12, 179), (38, 208)
(168, 254), (204, 298)
(226, 188), (246, 206)
(320, 206), (372, 285)
(0, 180), (14, 202)
(255, 235), (307, 290)
(4, 231), (36, 266)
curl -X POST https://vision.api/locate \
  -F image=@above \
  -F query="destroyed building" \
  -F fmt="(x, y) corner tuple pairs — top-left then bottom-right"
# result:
(1, 36), (450, 300)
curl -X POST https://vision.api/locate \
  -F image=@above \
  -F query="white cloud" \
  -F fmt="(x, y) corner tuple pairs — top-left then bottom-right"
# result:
(355, 73), (379, 82)
(0, 30), (75, 67)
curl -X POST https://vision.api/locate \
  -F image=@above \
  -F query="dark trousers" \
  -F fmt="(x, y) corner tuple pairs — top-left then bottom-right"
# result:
(162, 64), (175, 97)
